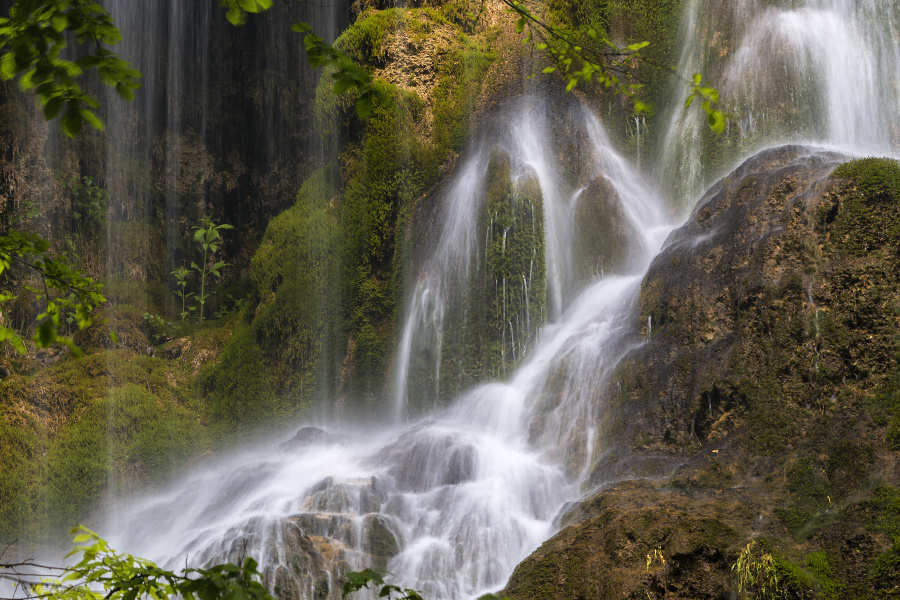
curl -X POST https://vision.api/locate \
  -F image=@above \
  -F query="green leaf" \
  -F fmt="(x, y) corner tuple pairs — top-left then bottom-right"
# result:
(62, 101), (83, 137)
(355, 93), (374, 119)
(565, 77), (578, 92)
(0, 53), (15, 80)
(708, 109), (726, 134)
(35, 319), (56, 347)
(693, 73), (702, 85)
(43, 95), (64, 120)
(542, 66), (555, 73)
(81, 108), (104, 131)
(0, 324), (26, 355)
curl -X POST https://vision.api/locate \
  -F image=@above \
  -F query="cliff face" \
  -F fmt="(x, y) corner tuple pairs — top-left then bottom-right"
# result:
(504, 146), (900, 599)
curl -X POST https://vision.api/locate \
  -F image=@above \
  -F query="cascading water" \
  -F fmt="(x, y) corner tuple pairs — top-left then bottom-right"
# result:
(658, 0), (900, 204)
(104, 98), (674, 600)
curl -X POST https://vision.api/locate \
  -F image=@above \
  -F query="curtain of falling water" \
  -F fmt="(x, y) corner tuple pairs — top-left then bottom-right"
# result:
(656, 0), (900, 205)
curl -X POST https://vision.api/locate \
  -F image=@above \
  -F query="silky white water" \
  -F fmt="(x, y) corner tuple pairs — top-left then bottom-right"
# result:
(658, 0), (900, 204)
(105, 98), (673, 600)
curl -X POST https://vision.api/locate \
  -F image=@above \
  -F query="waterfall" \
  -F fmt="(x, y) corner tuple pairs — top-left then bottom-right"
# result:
(657, 0), (900, 204)
(27, 0), (900, 598)
(107, 99), (675, 600)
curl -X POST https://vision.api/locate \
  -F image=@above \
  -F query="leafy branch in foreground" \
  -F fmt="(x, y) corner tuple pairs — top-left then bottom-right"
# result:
(501, 0), (727, 133)
(342, 569), (506, 600)
(0, 526), (272, 600)
(0, 0), (141, 137)
(0, 229), (105, 357)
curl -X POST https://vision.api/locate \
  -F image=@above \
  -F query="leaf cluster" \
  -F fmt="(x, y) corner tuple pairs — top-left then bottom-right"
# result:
(1, 526), (273, 600)
(184, 216), (233, 322)
(732, 542), (783, 600)
(0, 0), (141, 136)
(219, 0), (274, 26)
(509, 0), (649, 103)
(685, 72), (725, 134)
(58, 174), (108, 233)
(504, 0), (727, 131)
(342, 569), (507, 600)
(295, 21), (389, 119)
(0, 229), (105, 357)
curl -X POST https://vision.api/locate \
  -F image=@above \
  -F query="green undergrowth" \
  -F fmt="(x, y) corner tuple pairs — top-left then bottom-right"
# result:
(0, 351), (209, 540)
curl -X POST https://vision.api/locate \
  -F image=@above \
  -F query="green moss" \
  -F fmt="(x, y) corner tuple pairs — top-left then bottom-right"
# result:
(868, 547), (900, 594)
(431, 36), (494, 155)
(786, 458), (829, 507)
(805, 551), (842, 600)
(0, 410), (45, 538)
(0, 347), (209, 540)
(831, 157), (900, 199)
(43, 384), (202, 532)
(830, 157), (900, 256)
(826, 440), (875, 499)
(481, 151), (547, 376)
(335, 9), (405, 65)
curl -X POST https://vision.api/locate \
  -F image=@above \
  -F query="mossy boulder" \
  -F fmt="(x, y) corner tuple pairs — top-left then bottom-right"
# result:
(505, 148), (900, 599)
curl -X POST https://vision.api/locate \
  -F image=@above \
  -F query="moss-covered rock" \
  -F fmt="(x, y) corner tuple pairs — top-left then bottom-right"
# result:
(199, 168), (342, 430)
(504, 148), (900, 600)
(573, 174), (638, 280)
(0, 326), (229, 540)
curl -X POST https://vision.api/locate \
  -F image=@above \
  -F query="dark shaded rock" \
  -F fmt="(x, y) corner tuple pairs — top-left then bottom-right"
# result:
(279, 427), (346, 452)
(573, 174), (639, 279)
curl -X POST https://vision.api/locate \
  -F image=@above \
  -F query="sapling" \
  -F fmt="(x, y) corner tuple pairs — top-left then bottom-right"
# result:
(191, 216), (233, 322)
(170, 266), (194, 322)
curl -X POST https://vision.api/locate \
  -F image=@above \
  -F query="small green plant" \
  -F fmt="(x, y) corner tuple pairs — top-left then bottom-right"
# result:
(59, 174), (109, 234)
(733, 541), (783, 599)
(142, 312), (173, 343)
(0, 229), (105, 356)
(170, 266), (195, 322)
(645, 547), (668, 599)
(342, 570), (426, 600)
(342, 570), (504, 600)
(190, 216), (233, 322)
(214, 294), (246, 319)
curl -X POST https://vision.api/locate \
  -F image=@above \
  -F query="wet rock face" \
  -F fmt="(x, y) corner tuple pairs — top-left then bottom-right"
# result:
(572, 175), (638, 280)
(279, 427), (347, 452)
(504, 147), (900, 599)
